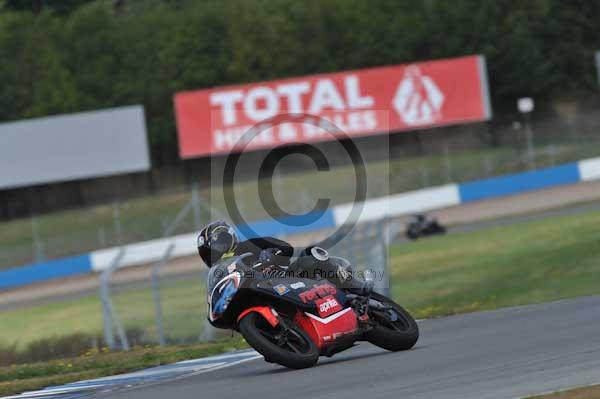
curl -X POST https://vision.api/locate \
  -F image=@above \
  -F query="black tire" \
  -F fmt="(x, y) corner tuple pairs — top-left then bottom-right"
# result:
(406, 226), (420, 240)
(364, 293), (419, 351)
(239, 312), (319, 369)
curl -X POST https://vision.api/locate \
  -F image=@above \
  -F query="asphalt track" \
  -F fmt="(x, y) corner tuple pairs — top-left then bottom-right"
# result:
(100, 295), (600, 399)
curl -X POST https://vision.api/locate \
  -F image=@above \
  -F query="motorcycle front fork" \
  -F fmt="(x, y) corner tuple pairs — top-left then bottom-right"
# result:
(347, 292), (393, 331)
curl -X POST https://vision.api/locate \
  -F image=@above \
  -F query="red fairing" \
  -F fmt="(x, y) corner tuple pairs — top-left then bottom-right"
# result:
(238, 306), (279, 327)
(315, 295), (343, 318)
(295, 307), (358, 350)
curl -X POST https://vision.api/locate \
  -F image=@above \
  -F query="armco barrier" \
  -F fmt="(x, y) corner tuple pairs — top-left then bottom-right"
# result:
(458, 163), (581, 203)
(332, 184), (460, 225)
(2, 155), (600, 291)
(0, 254), (92, 291)
(0, 211), (337, 288)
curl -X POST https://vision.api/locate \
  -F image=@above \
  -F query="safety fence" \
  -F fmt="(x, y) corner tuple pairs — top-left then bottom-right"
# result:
(99, 218), (398, 349)
(3, 124), (600, 271)
(3, 153), (600, 292)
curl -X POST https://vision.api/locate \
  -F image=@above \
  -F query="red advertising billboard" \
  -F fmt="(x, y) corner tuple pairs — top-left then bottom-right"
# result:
(175, 55), (491, 158)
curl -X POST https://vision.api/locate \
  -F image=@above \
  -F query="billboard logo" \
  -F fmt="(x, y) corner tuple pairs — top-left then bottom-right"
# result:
(393, 65), (445, 126)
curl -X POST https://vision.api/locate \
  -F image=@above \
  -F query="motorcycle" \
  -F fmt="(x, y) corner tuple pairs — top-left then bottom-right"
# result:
(207, 253), (419, 369)
(406, 214), (446, 240)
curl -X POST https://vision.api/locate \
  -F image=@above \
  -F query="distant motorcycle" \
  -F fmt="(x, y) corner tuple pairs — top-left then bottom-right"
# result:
(206, 253), (419, 369)
(406, 214), (446, 240)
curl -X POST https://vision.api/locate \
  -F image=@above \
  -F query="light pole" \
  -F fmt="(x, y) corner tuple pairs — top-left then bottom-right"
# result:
(518, 97), (535, 169)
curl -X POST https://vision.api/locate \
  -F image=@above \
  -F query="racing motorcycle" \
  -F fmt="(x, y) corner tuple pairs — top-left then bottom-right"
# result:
(207, 253), (419, 369)
(406, 214), (446, 240)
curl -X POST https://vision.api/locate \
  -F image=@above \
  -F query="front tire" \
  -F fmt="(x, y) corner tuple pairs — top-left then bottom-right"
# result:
(239, 312), (319, 369)
(364, 293), (419, 351)
(406, 225), (420, 240)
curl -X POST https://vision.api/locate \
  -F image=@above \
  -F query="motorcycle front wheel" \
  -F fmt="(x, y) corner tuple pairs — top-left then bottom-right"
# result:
(364, 292), (419, 351)
(239, 312), (319, 369)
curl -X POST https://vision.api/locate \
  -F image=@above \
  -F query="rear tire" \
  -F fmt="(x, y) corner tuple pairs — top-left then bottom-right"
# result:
(364, 293), (419, 351)
(239, 312), (319, 369)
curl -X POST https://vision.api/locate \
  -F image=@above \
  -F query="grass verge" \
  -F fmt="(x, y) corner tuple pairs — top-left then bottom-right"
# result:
(0, 278), (206, 349)
(389, 209), (600, 319)
(3, 207), (600, 347)
(2, 207), (600, 394)
(526, 384), (600, 398)
(0, 339), (248, 397)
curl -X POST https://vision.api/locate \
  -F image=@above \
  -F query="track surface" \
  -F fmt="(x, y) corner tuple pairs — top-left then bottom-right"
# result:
(101, 296), (600, 399)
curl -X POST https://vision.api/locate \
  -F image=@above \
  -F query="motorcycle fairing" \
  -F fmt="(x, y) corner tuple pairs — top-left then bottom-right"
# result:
(208, 271), (241, 321)
(237, 306), (279, 327)
(295, 307), (358, 352)
(249, 278), (348, 315)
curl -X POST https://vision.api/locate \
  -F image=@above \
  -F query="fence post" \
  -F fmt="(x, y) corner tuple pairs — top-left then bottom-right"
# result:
(112, 201), (123, 245)
(548, 144), (556, 166)
(99, 249), (130, 351)
(30, 216), (45, 263)
(420, 165), (430, 187)
(191, 183), (202, 231)
(152, 244), (176, 346)
(442, 137), (452, 182)
(97, 227), (107, 248)
(523, 112), (536, 170)
(484, 156), (494, 177)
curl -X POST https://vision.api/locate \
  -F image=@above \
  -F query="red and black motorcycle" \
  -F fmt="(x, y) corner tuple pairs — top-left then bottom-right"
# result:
(207, 253), (419, 369)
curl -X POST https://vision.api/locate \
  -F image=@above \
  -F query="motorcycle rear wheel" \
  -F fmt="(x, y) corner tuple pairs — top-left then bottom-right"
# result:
(239, 312), (319, 369)
(364, 292), (419, 351)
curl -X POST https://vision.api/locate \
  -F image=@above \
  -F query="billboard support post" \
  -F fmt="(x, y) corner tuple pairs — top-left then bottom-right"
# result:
(595, 51), (600, 92)
(442, 134), (452, 182)
(518, 98), (536, 170)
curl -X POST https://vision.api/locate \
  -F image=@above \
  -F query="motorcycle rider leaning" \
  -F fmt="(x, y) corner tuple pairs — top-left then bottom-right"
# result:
(197, 220), (372, 296)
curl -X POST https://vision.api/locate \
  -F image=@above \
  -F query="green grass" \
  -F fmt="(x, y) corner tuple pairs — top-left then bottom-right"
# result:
(0, 279), (206, 350)
(526, 384), (600, 398)
(2, 208), (600, 395)
(0, 340), (249, 396)
(2, 137), (598, 269)
(390, 209), (600, 319)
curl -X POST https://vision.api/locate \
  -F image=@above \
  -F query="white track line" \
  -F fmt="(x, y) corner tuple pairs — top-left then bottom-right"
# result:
(1, 351), (262, 399)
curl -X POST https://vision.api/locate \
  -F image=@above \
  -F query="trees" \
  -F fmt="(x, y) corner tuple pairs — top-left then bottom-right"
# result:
(0, 0), (598, 164)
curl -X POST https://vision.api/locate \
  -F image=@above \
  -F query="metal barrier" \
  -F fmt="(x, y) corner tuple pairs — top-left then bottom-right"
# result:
(326, 217), (401, 297)
(152, 244), (175, 346)
(99, 248), (130, 351)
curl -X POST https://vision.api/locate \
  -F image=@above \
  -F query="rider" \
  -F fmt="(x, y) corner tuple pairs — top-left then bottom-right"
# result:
(197, 220), (372, 295)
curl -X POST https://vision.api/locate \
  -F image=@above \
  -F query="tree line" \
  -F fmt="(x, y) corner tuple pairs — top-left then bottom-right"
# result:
(1, 0), (599, 165)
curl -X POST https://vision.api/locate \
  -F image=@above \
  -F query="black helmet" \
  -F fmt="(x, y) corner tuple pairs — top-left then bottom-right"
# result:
(197, 220), (238, 267)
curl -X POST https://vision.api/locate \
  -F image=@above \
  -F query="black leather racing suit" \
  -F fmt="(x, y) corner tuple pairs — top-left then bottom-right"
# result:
(233, 237), (371, 295)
